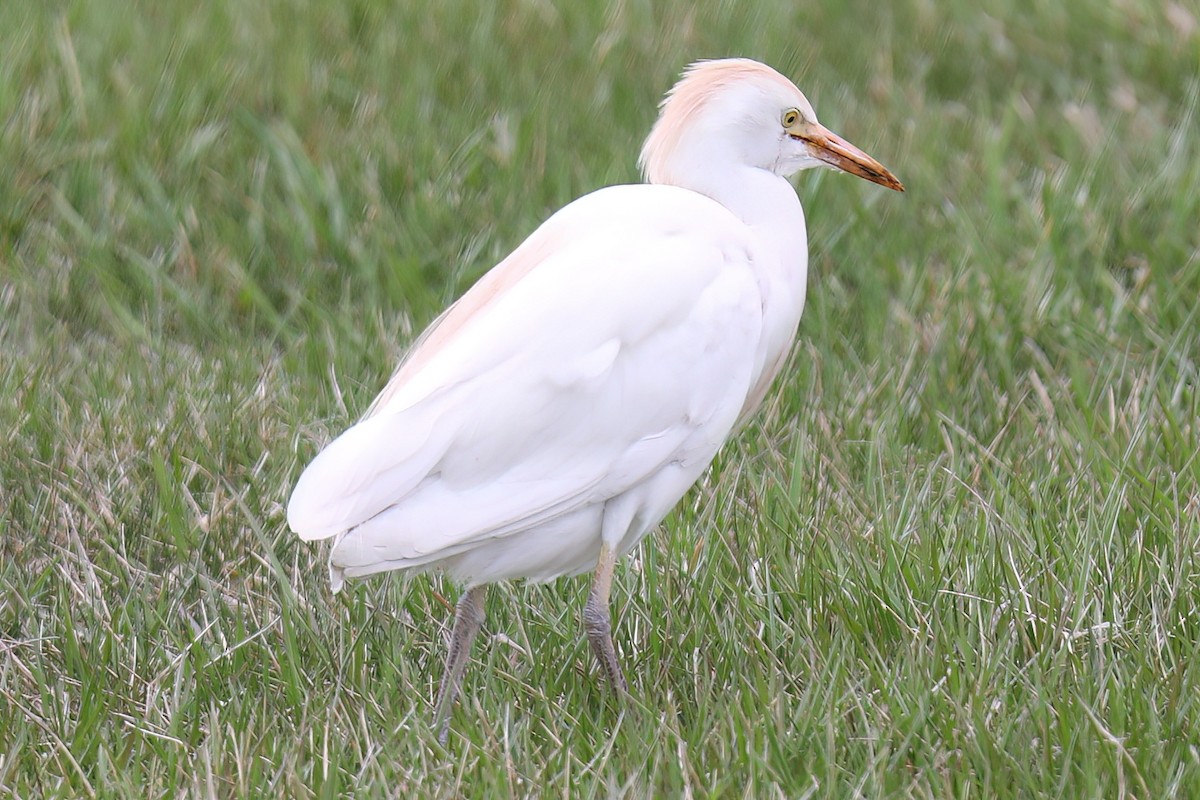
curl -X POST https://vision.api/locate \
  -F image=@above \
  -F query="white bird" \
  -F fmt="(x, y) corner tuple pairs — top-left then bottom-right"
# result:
(288, 58), (902, 742)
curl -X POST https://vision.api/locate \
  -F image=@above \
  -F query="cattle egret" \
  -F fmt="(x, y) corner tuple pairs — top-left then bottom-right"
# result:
(288, 58), (902, 742)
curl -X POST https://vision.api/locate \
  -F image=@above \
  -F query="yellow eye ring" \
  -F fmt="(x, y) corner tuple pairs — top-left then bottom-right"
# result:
(782, 108), (800, 127)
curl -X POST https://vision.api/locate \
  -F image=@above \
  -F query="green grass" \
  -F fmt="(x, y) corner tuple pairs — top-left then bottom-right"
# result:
(2, 0), (1199, 796)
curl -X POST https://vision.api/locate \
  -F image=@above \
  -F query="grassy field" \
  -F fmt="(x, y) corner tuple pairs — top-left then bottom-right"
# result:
(2, 0), (1199, 796)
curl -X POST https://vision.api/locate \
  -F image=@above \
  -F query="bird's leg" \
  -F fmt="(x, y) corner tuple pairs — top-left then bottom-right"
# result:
(433, 584), (487, 744)
(583, 541), (628, 694)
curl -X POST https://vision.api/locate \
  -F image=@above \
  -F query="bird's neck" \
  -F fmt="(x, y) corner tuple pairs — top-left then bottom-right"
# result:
(679, 164), (811, 420)
(683, 164), (809, 306)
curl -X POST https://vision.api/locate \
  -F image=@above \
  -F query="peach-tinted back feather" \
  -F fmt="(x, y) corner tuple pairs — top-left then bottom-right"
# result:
(364, 230), (565, 418)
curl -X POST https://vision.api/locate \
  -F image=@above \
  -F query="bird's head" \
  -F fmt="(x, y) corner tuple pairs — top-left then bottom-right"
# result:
(639, 58), (903, 193)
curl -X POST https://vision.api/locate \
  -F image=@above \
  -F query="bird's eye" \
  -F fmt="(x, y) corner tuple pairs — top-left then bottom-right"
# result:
(782, 108), (800, 127)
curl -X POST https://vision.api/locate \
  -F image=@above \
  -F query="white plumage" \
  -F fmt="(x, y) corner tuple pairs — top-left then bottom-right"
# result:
(287, 58), (902, 740)
(290, 185), (767, 586)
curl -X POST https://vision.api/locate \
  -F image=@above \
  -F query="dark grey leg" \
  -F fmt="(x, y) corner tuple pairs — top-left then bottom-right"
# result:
(583, 542), (628, 694)
(433, 585), (487, 744)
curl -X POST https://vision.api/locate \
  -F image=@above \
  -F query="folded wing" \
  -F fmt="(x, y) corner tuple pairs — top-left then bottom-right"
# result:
(287, 184), (767, 566)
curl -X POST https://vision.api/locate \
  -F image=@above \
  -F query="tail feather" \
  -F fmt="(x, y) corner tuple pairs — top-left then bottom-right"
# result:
(287, 402), (451, 542)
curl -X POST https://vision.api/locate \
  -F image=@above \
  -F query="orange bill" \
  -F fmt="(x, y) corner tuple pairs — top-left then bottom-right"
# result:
(794, 123), (905, 192)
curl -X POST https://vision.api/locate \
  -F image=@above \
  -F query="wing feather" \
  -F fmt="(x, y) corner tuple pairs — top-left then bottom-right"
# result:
(287, 184), (768, 565)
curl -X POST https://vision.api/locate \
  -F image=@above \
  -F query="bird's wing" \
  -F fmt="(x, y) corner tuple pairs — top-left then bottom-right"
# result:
(287, 185), (766, 556)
